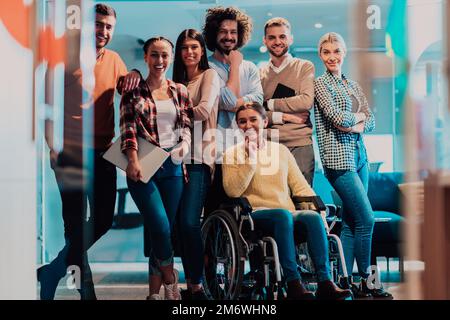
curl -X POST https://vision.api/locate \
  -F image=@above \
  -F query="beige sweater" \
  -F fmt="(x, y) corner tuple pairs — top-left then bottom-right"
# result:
(260, 58), (315, 147)
(222, 140), (315, 212)
(187, 69), (219, 172)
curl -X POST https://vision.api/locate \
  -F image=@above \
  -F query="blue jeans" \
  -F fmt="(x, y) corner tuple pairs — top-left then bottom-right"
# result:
(293, 210), (331, 282)
(127, 157), (183, 276)
(178, 164), (211, 285)
(251, 209), (331, 282)
(324, 139), (375, 278)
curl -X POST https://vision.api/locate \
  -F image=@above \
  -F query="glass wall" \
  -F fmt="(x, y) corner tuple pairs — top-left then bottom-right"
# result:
(50, 0), (397, 263)
(39, 0), (404, 262)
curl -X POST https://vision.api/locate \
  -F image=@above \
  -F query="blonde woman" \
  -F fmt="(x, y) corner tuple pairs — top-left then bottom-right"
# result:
(222, 102), (352, 300)
(314, 32), (391, 298)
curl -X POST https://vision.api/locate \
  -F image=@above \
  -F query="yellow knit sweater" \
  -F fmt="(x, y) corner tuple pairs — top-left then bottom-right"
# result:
(222, 140), (315, 212)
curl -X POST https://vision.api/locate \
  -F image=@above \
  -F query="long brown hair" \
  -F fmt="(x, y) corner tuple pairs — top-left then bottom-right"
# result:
(173, 29), (210, 85)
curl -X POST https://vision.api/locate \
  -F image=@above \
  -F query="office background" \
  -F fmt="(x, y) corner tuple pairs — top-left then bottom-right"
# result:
(0, 0), (449, 299)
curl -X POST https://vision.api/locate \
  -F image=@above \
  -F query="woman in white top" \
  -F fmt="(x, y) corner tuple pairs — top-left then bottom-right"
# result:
(120, 37), (192, 300)
(172, 29), (220, 300)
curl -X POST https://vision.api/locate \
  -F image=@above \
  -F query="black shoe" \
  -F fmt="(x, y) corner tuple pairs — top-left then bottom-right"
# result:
(360, 279), (393, 299)
(37, 245), (69, 300)
(37, 265), (60, 300)
(78, 285), (97, 300)
(337, 276), (352, 289)
(79, 290), (97, 300)
(287, 279), (315, 300)
(191, 289), (210, 301)
(350, 283), (372, 299)
(76, 259), (97, 300)
(180, 289), (192, 301)
(316, 280), (353, 300)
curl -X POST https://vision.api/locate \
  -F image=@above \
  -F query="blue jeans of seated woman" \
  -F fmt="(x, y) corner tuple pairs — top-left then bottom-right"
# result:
(178, 164), (211, 285)
(293, 210), (331, 282)
(127, 157), (183, 276)
(251, 209), (331, 283)
(324, 138), (375, 279)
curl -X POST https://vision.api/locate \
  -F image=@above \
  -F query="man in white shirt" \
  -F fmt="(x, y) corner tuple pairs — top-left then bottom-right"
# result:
(202, 6), (263, 159)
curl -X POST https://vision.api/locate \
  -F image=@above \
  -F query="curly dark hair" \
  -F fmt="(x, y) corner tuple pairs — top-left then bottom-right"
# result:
(202, 6), (253, 52)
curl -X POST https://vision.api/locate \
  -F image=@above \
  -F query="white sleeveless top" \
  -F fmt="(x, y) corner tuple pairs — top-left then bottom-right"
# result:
(154, 99), (178, 148)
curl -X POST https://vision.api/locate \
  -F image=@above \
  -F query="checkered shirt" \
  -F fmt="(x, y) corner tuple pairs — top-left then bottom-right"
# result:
(314, 71), (375, 171)
(120, 79), (192, 152)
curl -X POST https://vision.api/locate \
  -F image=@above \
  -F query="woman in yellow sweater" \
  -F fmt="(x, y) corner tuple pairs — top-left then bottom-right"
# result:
(222, 102), (351, 300)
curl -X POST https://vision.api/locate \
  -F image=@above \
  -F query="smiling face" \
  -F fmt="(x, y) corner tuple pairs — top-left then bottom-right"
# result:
(236, 108), (268, 136)
(144, 40), (173, 76)
(319, 41), (346, 75)
(264, 25), (293, 58)
(95, 14), (116, 50)
(216, 19), (238, 55)
(181, 38), (203, 68)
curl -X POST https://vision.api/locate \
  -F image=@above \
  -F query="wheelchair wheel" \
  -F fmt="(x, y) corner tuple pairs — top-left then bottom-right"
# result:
(202, 210), (245, 300)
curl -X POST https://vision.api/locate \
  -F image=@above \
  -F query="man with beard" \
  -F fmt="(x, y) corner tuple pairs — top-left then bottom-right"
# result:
(38, 3), (138, 300)
(202, 6), (263, 159)
(260, 17), (316, 186)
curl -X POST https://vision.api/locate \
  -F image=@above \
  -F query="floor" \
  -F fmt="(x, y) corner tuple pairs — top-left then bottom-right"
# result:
(40, 215), (419, 300)
(38, 258), (423, 300)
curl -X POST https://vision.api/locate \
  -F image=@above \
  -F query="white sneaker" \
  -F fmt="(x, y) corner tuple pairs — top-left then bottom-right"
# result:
(146, 294), (162, 300)
(163, 269), (181, 300)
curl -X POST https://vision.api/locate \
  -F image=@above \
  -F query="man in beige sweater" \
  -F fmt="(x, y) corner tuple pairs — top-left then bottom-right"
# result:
(260, 17), (315, 186)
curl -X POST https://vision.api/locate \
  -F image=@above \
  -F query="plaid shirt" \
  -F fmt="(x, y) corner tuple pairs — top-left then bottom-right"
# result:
(314, 70), (375, 171)
(120, 79), (192, 153)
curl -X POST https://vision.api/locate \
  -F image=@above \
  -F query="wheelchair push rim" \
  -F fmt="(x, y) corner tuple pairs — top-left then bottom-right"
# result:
(201, 210), (245, 300)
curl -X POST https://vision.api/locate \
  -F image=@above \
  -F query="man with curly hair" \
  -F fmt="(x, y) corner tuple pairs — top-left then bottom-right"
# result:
(202, 6), (263, 160)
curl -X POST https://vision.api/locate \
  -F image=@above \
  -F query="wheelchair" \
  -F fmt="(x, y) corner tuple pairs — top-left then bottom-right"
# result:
(201, 167), (351, 300)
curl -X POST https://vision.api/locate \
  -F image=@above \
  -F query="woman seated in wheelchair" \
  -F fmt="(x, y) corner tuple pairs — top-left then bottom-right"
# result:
(222, 101), (352, 300)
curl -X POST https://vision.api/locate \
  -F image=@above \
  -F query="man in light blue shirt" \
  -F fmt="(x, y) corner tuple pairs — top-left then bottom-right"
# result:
(202, 7), (263, 159)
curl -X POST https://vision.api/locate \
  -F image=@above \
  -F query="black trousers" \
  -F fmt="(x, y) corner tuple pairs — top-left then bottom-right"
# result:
(288, 144), (315, 187)
(51, 148), (116, 285)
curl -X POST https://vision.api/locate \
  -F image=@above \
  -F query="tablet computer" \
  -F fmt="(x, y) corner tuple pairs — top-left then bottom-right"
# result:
(103, 137), (169, 183)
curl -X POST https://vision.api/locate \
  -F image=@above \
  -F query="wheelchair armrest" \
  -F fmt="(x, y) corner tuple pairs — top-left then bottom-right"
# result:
(326, 204), (337, 217)
(327, 204), (342, 219)
(292, 196), (327, 212)
(220, 197), (253, 215)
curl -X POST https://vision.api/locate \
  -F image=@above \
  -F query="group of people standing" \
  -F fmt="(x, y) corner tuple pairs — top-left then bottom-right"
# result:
(38, 3), (391, 301)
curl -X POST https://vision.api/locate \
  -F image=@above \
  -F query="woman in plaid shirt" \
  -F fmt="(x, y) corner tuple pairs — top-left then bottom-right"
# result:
(314, 32), (391, 299)
(120, 37), (192, 300)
